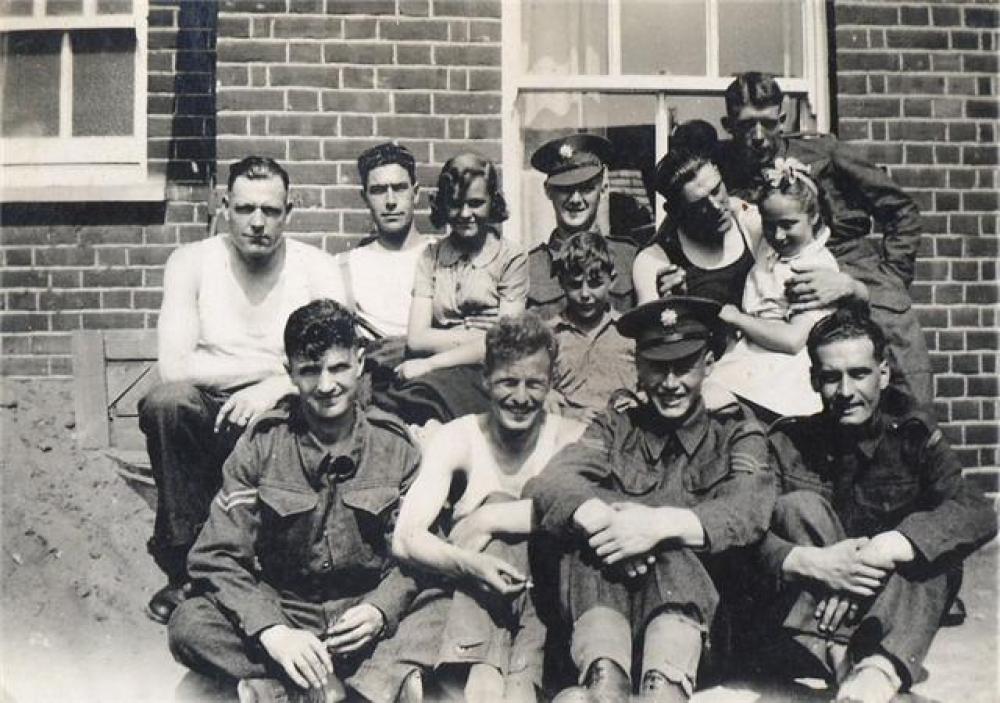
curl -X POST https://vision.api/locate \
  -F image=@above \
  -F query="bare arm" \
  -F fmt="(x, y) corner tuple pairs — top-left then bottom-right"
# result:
(404, 296), (484, 356)
(719, 304), (817, 355)
(157, 246), (285, 387)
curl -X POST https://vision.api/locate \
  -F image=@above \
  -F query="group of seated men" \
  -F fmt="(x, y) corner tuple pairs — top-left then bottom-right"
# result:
(138, 72), (996, 703)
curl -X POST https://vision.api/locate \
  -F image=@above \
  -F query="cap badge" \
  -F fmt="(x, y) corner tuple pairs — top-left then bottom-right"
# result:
(558, 143), (575, 161)
(660, 308), (678, 329)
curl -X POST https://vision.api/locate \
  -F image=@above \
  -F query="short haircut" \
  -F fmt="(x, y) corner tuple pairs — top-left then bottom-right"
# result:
(654, 148), (716, 215)
(724, 71), (784, 118)
(552, 231), (616, 282)
(284, 298), (360, 361)
(227, 156), (290, 194)
(483, 313), (558, 375)
(668, 119), (719, 157)
(357, 142), (417, 188)
(430, 152), (509, 229)
(807, 302), (887, 367)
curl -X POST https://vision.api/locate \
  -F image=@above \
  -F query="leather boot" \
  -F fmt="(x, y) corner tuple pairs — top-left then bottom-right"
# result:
(146, 582), (190, 625)
(237, 677), (345, 703)
(638, 670), (688, 703)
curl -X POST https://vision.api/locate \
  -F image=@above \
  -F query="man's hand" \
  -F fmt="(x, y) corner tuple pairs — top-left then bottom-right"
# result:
(655, 265), (687, 298)
(857, 531), (915, 572)
(214, 375), (293, 433)
(718, 303), (742, 325)
(463, 551), (529, 595)
(815, 593), (860, 634)
(258, 625), (333, 690)
(394, 358), (435, 381)
(449, 510), (494, 553)
(462, 315), (496, 332)
(572, 499), (614, 537)
(589, 503), (665, 565)
(785, 538), (888, 597)
(620, 553), (657, 579)
(786, 265), (865, 313)
(324, 604), (385, 655)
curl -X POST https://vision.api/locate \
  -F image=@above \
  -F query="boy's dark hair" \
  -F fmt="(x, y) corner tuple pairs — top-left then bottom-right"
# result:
(227, 156), (290, 193)
(724, 71), (784, 118)
(668, 120), (719, 157)
(807, 301), (887, 367)
(284, 299), (360, 361)
(552, 231), (616, 282)
(484, 313), (558, 375)
(357, 142), (417, 188)
(654, 148), (716, 215)
(430, 152), (509, 229)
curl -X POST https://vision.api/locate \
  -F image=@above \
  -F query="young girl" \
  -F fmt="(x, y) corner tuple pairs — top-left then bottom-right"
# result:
(711, 157), (860, 418)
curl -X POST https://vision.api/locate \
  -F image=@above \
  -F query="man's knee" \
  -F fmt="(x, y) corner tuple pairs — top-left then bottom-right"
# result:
(140, 381), (204, 428)
(772, 491), (836, 538)
(167, 597), (222, 667)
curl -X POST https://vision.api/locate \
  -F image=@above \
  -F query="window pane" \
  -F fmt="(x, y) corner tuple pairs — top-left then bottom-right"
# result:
(1, 31), (61, 137)
(621, 0), (706, 76)
(47, 0), (83, 15)
(97, 0), (133, 13)
(522, 0), (608, 75)
(72, 29), (134, 136)
(519, 92), (656, 246)
(0, 0), (34, 17)
(718, 0), (803, 77)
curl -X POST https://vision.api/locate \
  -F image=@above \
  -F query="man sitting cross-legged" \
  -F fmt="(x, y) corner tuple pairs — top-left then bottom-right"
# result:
(525, 296), (775, 703)
(379, 313), (586, 702)
(140, 156), (342, 623)
(758, 303), (996, 703)
(168, 299), (422, 703)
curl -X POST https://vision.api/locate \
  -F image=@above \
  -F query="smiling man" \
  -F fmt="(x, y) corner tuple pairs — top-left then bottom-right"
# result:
(140, 156), (343, 624)
(168, 299), (423, 703)
(759, 304), (996, 703)
(527, 134), (638, 319)
(525, 297), (774, 703)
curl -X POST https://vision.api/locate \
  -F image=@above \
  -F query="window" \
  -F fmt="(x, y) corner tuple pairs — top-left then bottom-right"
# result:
(501, 0), (829, 245)
(1, 0), (156, 200)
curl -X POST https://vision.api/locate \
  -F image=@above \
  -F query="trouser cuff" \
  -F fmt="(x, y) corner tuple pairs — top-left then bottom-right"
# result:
(641, 612), (703, 697)
(570, 606), (632, 684)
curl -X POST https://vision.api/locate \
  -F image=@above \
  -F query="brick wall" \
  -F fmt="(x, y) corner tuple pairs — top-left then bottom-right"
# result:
(832, 0), (999, 476)
(214, 0), (502, 253)
(0, 0), (217, 377)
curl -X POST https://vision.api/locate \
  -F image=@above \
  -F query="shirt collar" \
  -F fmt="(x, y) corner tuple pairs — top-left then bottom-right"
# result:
(435, 229), (503, 269)
(290, 402), (369, 483)
(551, 309), (619, 336)
(826, 405), (883, 460)
(637, 400), (709, 461)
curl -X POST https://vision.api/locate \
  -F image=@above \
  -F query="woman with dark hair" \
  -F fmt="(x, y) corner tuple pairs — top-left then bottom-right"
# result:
(632, 123), (762, 308)
(381, 153), (528, 424)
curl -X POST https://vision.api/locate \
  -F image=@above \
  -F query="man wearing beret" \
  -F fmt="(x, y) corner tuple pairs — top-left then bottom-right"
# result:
(527, 134), (638, 320)
(524, 296), (775, 702)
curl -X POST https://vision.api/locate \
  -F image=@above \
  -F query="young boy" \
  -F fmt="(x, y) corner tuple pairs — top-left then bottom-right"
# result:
(168, 299), (423, 703)
(548, 231), (635, 421)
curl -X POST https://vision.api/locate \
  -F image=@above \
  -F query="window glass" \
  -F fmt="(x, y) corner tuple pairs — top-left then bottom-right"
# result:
(621, 0), (706, 76)
(519, 92), (656, 246)
(1, 31), (61, 137)
(72, 29), (134, 136)
(719, 0), (803, 77)
(97, 0), (133, 12)
(0, 0), (33, 17)
(46, 0), (83, 15)
(522, 0), (608, 75)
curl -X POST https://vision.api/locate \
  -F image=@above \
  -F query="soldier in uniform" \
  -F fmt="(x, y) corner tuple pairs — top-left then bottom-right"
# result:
(760, 304), (996, 703)
(524, 296), (775, 703)
(716, 71), (933, 407)
(527, 134), (638, 319)
(168, 299), (423, 703)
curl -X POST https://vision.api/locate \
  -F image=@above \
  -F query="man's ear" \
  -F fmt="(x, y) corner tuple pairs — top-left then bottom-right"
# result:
(283, 357), (292, 377)
(809, 367), (821, 393)
(703, 349), (715, 376)
(221, 194), (231, 222)
(877, 359), (891, 390)
(412, 181), (420, 201)
(354, 346), (366, 379)
(283, 199), (294, 220)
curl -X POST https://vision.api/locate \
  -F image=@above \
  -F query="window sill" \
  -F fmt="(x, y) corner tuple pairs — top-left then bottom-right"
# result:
(0, 172), (167, 203)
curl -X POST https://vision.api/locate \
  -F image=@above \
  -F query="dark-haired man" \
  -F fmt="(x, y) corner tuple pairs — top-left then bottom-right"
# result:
(140, 156), (343, 623)
(760, 305), (996, 703)
(526, 297), (774, 702)
(717, 71), (932, 407)
(168, 299), (422, 703)
(527, 134), (638, 320)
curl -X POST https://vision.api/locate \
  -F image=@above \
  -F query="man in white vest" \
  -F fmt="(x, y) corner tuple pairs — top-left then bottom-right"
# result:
(140, 156), (342, 624)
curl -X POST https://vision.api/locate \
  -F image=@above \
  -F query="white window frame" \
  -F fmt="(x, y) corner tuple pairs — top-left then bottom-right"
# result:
(501, 0), (829, 238)
(1, 0), (161, 201)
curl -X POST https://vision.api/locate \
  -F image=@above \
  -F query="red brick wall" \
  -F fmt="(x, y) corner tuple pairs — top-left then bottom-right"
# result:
(833, 0), (999, 474)
(0, 0), (217, 376)
(214, 0), (502, 252)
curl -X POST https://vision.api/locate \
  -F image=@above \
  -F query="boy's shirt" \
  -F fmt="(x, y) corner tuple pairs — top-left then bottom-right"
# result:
(548, 309), (635, 418)
(186, 401), (421, 639)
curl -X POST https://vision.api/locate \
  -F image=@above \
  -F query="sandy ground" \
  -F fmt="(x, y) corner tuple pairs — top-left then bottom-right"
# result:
(0, 379), (996, 703)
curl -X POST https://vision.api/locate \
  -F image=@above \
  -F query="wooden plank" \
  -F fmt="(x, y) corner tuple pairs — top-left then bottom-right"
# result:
(72, 331), (110, 449)
(110, 420), (148, 452)
(102, 330), (158, 361)
(108, 361), (159, 417)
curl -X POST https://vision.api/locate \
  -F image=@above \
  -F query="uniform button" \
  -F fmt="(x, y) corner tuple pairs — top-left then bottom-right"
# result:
(322, 561), (331, 570)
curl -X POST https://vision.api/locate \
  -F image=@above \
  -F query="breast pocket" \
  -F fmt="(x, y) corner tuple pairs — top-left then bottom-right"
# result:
(854, 478), (920, 519)
(339, 485), (400, 563)
(609, 455), (660, 496)
(685, 458), (731, 496)
(258, 484), (319, 565)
